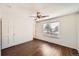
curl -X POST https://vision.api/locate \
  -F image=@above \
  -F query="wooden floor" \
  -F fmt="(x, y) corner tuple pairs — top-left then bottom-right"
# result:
(1, 38), (79, 56)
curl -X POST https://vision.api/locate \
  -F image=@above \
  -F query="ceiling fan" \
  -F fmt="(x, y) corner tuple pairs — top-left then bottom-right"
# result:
(30, 12), (49, 20)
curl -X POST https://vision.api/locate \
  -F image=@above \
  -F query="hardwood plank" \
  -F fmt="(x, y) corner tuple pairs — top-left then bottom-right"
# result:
(1, 38), (78, 56)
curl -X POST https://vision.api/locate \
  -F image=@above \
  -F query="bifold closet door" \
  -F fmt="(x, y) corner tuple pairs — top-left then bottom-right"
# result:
(2, 19), (14, 49)
(2, 19), (9, 49)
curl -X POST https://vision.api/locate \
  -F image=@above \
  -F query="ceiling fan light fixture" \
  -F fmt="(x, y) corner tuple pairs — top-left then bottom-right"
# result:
(30, 11), (49, 20)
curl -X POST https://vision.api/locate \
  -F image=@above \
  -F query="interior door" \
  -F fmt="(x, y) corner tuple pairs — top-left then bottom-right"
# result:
(2, 19), (9, 49)
(2, 18), (14, 49)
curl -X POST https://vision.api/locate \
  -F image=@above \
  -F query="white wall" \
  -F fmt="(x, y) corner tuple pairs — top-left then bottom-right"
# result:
(2, 5), (33, 49)
(35, 13), (77, 49)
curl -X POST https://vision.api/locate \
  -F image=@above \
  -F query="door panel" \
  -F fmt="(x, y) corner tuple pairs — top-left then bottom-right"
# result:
(2, 19), (14, 49)
(2, 19), (9, 49)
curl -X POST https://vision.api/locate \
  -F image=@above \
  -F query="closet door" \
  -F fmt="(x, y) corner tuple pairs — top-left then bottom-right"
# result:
(2, 19), (9, 49)
(2, 18), (14, 49)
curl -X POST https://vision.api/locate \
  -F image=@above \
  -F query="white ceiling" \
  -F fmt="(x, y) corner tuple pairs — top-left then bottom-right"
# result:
(1, 3), (79, 21)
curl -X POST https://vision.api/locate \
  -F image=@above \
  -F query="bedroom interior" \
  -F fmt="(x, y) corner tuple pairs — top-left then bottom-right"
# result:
(0, 3), (79, 56)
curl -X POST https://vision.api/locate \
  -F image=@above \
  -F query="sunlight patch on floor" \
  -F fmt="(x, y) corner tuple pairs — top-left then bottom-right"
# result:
(40, 44), (61, 56)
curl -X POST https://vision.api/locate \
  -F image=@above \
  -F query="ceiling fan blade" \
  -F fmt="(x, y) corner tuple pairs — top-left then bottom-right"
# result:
(30, 16), (36, 18)
(39, 15), (49, 18)
(30, 11), (49, 21)
(43, 15), (49, 17)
